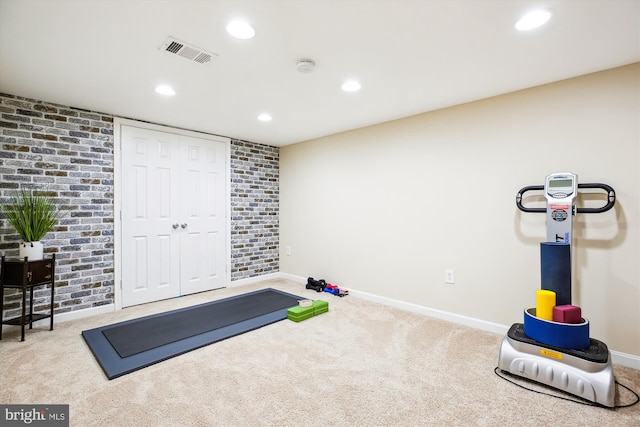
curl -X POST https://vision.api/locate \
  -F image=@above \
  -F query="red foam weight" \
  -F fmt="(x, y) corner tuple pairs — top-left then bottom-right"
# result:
(553, 305), (582, 324)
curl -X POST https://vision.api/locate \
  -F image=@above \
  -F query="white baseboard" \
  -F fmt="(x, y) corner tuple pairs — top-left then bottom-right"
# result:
(57, 304), (116, 322)
(6, 271), (637, 370)
(1, 303), (115, 335)
(610, 350), (640, 370)
(350, 287), (509, 335)
(2, 273), (285, 335)
(277, 272), (307, 283)
(229, 272), (282, 287)
(275, 272), (640, 369)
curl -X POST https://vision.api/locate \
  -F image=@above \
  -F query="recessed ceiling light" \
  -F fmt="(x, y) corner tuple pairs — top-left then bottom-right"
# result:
(155, 85), (176, 96)
(515, 10), (552, 31)
(341, 80), (362, 92)
(227, 20), (255, 39)
(257, 113), (272, 122)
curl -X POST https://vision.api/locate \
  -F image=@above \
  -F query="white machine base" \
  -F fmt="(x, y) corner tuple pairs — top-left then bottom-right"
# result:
(498, 324), (615, 407)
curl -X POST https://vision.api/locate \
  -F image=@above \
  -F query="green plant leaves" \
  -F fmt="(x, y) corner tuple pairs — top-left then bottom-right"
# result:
(0, 188), (64, 242)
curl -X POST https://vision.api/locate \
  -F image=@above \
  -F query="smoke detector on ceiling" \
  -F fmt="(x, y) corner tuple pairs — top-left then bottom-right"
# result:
(296, 59), (315, 73)
(161, 36), (218, 65)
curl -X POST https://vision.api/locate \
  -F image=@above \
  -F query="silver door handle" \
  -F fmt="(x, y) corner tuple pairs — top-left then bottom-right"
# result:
(172, 223), (179, 229)
(181, 223), (188, 229)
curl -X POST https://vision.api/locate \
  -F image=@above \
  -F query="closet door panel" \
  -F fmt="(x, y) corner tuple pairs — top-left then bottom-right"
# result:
(179, 136), (227, 295)
(121, 126), (181, 307)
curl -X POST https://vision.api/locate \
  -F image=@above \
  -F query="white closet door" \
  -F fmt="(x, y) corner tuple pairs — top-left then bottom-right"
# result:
(178, 135), (227, 295)
(120, 125), (227, 307)
(121, 126), (181, 307)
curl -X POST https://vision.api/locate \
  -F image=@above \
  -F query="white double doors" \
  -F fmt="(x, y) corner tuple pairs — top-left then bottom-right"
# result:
(119, 123), (228, 307)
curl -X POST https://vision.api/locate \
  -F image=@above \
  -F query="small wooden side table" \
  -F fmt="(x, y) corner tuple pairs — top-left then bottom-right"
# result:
(0, 254), (56, 341)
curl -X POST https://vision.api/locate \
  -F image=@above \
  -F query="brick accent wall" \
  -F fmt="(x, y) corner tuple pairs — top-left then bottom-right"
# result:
(0, 94), (115, 319)
(1, 93), (279, 322)
(230, 140), (279, 280)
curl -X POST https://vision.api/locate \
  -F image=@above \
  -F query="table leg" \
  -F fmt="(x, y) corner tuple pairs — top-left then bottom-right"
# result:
(21, 287), (26, 342)
(0, 282), (4, 340)
(50, 282), (54, 331)
(29, 287), (34, 330)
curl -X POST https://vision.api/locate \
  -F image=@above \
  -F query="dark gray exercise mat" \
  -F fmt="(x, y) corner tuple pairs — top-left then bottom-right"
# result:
(102, 288), (300, 357)
(82, 288), (302, 379)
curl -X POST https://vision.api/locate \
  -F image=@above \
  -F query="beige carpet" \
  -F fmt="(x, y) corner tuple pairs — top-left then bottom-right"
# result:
(1, 278), (638, 426)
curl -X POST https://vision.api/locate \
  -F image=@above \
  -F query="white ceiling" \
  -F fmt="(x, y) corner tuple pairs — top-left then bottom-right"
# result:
(1, 0), (638, 147)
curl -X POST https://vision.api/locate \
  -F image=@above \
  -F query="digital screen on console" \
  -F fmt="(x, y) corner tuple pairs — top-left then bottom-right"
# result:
(549, 179), (573, 188)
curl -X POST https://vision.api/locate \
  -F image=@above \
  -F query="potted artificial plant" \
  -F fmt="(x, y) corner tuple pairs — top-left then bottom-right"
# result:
(0, 187), (64, 260)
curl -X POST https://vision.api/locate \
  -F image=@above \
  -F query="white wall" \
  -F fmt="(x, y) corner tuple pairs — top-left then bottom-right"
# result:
(280, 63), (640, 357)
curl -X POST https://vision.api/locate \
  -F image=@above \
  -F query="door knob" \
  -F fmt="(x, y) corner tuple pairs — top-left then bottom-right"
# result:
(172, 223), (179, 229)
(181, 223), (188, 229)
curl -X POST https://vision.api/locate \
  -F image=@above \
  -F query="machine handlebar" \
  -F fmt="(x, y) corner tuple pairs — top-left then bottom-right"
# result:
(516, 185), (545, 213)
(516, 183), (616, 214)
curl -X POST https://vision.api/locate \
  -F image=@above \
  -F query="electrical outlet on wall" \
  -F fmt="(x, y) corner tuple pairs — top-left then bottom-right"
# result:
(445, 269), (455, 284)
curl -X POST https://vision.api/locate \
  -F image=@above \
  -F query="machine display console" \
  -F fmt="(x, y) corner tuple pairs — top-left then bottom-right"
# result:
(543, 172), (577, 243)
(545, 173), (577, 202)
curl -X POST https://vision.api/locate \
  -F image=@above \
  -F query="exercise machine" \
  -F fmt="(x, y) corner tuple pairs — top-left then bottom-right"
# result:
(497, 172), (617, 407)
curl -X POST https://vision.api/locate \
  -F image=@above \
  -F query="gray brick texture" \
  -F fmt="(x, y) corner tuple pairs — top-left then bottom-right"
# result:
(0, 94), (114, 318)
(230, 140), (280, 280)
(1, 93), (279, 321)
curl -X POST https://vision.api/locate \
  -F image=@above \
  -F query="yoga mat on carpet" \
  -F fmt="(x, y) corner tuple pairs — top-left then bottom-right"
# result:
(82, 288), (302, 380)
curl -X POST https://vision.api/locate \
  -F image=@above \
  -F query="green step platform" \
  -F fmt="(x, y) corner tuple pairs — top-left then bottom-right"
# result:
(312, 299), (328, 315)
(287, 300), (329, 322)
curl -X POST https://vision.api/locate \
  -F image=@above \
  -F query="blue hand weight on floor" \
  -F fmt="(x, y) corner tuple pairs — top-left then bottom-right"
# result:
(540, 242), (572, 306)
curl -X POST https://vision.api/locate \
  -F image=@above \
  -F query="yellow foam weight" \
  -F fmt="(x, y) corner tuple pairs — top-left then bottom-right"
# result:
(536, 289), (556, 321)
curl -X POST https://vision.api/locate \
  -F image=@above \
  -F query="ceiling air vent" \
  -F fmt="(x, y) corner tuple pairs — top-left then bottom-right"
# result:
(160, 37), (218, 65)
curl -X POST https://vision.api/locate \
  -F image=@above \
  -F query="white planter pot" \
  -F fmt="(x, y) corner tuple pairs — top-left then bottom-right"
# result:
(19, 241), (44, 261)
